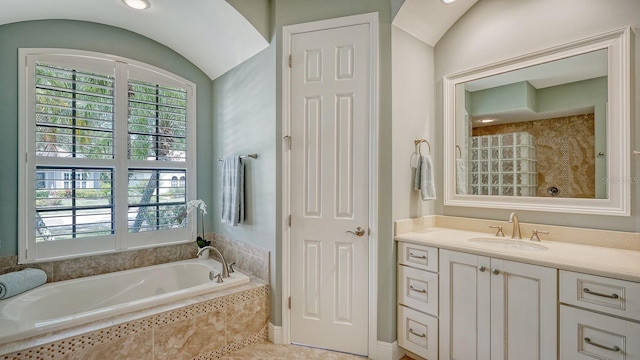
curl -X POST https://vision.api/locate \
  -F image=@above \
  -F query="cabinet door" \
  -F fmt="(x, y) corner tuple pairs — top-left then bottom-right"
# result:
(490, 258), (557, 360)
(439, 250), (491, 360)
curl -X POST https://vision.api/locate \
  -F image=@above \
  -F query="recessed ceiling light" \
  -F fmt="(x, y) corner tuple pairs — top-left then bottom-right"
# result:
(479, 118), (496, 123)
(441, 0), (457, 4)
(122, 0), (150, 10)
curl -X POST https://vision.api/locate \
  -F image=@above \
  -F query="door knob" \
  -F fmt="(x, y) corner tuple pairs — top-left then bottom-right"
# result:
(345, 227), (366, 236)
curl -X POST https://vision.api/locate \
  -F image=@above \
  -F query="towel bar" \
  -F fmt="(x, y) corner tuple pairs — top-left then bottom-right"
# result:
(217, 154), (258, 161)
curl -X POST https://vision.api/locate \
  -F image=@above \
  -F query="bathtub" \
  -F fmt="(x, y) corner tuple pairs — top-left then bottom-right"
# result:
(0, 258), (249, 344)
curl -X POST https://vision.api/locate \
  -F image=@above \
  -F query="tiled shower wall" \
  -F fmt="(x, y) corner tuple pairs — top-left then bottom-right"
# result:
(473, 113), (596, 198)
(0, 233), (269, 282)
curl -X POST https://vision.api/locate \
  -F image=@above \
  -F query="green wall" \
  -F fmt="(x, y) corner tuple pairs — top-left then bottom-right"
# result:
(211, 42), (278, 325)
(0, 20), (213, 257)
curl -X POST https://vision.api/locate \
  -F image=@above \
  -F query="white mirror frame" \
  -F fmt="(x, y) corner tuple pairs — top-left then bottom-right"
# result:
(443, 27), (631, 216)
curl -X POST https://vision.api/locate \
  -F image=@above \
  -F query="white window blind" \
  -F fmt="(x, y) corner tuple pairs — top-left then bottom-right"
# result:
(126, 79), (188, 234)
(19, 49), (197, 263)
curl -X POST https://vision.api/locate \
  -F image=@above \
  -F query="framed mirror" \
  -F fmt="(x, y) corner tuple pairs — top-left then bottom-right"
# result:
(443, 27), (631, 216)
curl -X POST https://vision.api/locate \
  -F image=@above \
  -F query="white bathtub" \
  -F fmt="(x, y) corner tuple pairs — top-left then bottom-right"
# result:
(0, 258), (249, 344)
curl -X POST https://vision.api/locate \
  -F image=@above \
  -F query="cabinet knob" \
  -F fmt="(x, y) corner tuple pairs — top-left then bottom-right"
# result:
(478, 266), (486, 272)
(492, 268), (500, 275)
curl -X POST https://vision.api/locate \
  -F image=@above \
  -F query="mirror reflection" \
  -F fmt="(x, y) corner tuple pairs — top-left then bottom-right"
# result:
(455, 49), (607, 199)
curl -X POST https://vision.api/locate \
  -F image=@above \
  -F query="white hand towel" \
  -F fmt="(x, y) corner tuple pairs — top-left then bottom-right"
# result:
(456, 158), (467, 195)
(419, 155), (436, 200)
(220, 155), (245, 226)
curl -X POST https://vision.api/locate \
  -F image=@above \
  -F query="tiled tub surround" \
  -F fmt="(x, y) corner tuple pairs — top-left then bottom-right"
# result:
(208, 233), (270, 282)
(0, 234), (271, 359)
(0, 233), (270, 283)
(0, 282), (269, 360)
(0, 258), (250, 344)
(395, 215), (640, 281)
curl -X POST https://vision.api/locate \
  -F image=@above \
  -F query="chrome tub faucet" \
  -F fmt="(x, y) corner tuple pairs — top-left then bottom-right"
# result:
(197, 246), (231, 278)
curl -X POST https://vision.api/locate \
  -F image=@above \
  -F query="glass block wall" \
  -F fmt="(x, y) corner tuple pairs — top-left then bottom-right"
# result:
(469, 132), (537, 196)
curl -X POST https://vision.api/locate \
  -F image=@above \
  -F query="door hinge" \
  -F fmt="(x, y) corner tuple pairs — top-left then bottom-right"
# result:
(288, 296), (291, 309)
(283, 135), (291, 150)
(288, 55), (292, 68)
(288, 214), (292, 227)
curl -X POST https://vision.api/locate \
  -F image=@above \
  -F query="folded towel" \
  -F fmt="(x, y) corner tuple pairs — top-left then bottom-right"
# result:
(414, 155), (436, 200)
(0, 268), (47, 300)
(456, 158), (467, 195)
(220, 155), (245, 226)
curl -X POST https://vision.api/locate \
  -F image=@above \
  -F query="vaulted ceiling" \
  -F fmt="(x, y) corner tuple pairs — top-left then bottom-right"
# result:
(0, 0), (269, 80)
(394, 0), (478, 46)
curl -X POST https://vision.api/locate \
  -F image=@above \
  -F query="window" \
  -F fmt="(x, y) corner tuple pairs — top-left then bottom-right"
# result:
(19, 49), (197, 263)
(35, 172), (46, 189)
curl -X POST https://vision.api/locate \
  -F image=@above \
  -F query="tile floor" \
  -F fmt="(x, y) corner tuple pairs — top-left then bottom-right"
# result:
(222, 342), (414, 359)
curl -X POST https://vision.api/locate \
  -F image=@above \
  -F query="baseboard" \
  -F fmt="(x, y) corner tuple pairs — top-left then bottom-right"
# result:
(268, 322), (284, 344)
(371, 340), (403, 360)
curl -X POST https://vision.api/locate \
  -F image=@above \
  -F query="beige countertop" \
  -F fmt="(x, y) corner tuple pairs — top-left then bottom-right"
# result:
(395, 227), (640, 283)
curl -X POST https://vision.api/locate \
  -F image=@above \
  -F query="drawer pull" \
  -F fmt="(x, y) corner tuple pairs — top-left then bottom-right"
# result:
(409, 285), (427, 293)
(583, 288), (619, 299)
(408, 253), (427, 260)
(409, 328), (426, 338)
(584, 337), (621, 352)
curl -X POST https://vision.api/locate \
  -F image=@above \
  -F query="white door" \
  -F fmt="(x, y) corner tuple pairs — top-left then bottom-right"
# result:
(289, 23), (370, 355)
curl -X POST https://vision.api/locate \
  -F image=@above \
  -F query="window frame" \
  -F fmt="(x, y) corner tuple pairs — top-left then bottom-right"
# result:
(18, 48), (198, 263)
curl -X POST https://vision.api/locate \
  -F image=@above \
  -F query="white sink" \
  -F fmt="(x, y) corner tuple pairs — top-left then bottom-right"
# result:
(468, 237), (548, 251)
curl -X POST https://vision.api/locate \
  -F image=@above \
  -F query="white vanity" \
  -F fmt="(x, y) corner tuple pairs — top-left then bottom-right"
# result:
(395, 220), (640, 360)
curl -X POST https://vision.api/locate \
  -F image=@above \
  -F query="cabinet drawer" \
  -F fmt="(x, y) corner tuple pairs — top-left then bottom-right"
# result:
(560, 270), (640, 321)
(398, 264), (438, 315)
(398, 242), (438, 272)
(398, 305), (438, 360)
(560, 305), (640, 360)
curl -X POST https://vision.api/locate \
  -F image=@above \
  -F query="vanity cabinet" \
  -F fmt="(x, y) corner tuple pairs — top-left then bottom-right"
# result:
(397, 242), (439, 359)
(559, 270), (640, 359)
(439, 249), (557, 360)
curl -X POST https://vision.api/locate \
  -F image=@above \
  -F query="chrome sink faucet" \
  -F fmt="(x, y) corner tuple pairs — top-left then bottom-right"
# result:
(197, 246), (230, 278)
(508, 212), (522, 239)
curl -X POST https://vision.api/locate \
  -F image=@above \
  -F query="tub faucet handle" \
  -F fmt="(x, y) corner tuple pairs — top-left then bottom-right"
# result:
(214, 273), (224, 283)
(228, 262), (236, 273)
